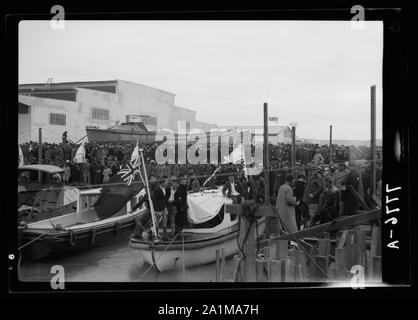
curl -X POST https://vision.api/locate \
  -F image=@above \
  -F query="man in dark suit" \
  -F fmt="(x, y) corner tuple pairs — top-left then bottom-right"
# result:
(152, 178), (168, 240)
(174, 175), (189, 234)
(222, 174), (243, 204)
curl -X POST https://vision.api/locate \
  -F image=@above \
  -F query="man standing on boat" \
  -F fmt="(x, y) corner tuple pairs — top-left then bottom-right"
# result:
(175, 175), (189, 233)
(152, 178), (169, 240)
(222, 174), (243, 204)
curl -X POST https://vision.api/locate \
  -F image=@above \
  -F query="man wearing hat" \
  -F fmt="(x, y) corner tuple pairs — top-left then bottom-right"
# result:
(317, 175), (340, 224)
(333, 162), (350, 215)
(302, 167), (323, 226)
(248, 165), (265, 204)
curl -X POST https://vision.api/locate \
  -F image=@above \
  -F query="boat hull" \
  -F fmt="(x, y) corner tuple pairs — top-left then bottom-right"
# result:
(20, 214), (138, 262)
(130, 218), (265, 272)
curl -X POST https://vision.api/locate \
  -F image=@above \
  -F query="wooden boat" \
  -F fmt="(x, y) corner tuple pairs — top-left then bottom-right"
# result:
(19, 187), (146, 261)
(129, 188), (266, 272)
(86, 122), (156, 144)
(18, 164), (79, 223)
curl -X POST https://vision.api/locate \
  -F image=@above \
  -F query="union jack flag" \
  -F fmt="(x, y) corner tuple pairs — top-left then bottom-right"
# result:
(117, 157), (144, 186)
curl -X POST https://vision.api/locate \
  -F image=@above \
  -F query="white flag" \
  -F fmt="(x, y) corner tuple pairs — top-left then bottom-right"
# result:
(18, 145), (24, 167)
(131, 141), (139, 164)
(74, 143), (86, 163)
(223, 144), (245, 164)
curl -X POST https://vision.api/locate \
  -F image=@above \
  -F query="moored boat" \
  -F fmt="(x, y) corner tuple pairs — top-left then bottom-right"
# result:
(19, 187), (146, 261)
(129, 188), (265, 272)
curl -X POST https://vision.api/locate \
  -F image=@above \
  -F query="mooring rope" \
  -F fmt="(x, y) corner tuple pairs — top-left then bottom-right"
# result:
(137, 232), (181, 281)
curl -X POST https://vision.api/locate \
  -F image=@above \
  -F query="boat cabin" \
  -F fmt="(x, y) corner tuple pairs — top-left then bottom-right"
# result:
(18, 164), (64, 187)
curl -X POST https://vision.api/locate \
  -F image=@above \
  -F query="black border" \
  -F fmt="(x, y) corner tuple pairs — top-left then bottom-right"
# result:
(3, 4), (414, 299)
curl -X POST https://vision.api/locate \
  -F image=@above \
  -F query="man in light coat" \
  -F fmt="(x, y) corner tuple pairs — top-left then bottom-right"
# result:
(276, 174), (299, 234)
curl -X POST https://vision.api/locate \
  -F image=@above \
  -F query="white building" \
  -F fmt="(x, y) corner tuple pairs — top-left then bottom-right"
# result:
(18, 79), (216, 144)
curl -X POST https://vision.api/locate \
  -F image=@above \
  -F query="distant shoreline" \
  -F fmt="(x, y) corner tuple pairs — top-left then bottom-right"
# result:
(300, 139), (383, 147)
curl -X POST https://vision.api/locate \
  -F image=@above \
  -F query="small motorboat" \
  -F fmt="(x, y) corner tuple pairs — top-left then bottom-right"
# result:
(18, 164), (80, 223)
(129, 187), (265, 272)
(19, 187), (146, 261)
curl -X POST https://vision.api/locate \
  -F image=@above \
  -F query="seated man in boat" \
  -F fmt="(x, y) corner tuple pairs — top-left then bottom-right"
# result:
(222, 174), (243, 204)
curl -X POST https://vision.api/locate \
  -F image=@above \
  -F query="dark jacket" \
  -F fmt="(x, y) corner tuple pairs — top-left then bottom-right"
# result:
(222, 181), (243, 196)
(303, 176), (323, 204)
(293, 179), (306, 202)
(319, 187), (340, 223)
(343, 169), (361, 215)
(152, 186), (167, 212)
(248, 176), (265, 203)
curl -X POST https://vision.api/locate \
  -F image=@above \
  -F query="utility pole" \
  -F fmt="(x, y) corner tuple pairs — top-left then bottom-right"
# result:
(329, 125), (333, 165)
(38, 128), (42, 181)
(370, 85), (376, 207)
(291, 126), (296, 172)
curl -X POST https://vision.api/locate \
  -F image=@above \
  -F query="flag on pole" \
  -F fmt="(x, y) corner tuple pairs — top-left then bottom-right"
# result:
(223, 144), (245, 164)
(131, 141), (139, 163)
(202, 167), (221, 187)
(269, 116), (278, 123)
(18, 145), (24, 167)
(93, 147), (145, 220)
(223, 144), (249, 179)
(73, 143), (86, 163)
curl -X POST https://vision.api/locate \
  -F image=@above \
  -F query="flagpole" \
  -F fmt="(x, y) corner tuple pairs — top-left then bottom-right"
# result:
(139, 148), (159, 239)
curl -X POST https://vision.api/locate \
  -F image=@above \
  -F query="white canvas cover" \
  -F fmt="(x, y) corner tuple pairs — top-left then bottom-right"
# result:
(187, 188), (232, 224)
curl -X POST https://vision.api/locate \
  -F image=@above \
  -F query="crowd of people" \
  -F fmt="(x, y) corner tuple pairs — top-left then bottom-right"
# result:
(18, 140), (382, 188)
(18, 139), (382, 238)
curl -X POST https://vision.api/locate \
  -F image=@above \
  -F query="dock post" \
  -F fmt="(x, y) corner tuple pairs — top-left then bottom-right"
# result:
(220, 247), (225, 282)
(215, 249), (220, 282)
(238, 215), (256, 282)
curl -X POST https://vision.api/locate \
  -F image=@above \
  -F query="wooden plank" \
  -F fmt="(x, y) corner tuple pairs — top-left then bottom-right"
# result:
(328, 262), (336, 280)
(233, 254), (243, 282)
(215, 249), (220, 282)
(267, 239), (278, 260)
(273, 209), (380, 241)
(289, 255), (297, 282)
(220, 247), (225, 282)
(263, 246), (273, 261)
(355, 227), (366, 267)
(283, 259), (291, 282)
(347, 185), (370, 211)
(297, 250), (307, 279)
(344, 231), (355, 269)
(372, 256), (382, 282)
(277, 240), (289, 260)
(256, 258), (268, 282)
(295, 263), (303, 282)
(313, 256), (328, 282)
(226, 204), (380, 240)
(238, 215), (256, 282)
(335, 248), (348, 281)
(371, 225), (381, 256)
(271, 260), (282, 282)
(365, 254), (373, 281)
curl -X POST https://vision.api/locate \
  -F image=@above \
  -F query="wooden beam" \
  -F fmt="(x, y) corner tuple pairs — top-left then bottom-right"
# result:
(347, 185), (370, 211)
(273, 209), (380, 241)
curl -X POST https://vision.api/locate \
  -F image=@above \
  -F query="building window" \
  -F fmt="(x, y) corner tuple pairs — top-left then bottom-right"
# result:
(92, 108), (110, 121)
(49, 113), (66, 126)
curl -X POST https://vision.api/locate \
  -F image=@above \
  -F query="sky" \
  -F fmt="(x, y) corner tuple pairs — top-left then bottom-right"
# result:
(19, 20), (383, 140)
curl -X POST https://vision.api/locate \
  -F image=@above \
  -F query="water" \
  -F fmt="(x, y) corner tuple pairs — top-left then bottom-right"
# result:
(18, 230), (237, 282)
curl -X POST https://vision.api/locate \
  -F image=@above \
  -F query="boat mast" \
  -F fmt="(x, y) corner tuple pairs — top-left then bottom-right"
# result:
(139, 148), (159, 238)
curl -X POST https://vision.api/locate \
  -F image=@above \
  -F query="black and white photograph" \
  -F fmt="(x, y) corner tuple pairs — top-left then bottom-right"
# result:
(5, 5), (413, 300)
